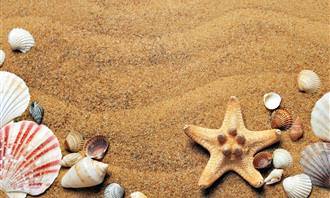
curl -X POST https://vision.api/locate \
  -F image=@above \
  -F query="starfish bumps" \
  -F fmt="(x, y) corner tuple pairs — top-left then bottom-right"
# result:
(184, 96), (281, 188)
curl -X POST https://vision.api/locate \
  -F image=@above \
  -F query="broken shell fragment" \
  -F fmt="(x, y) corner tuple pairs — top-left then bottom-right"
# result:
(273, 148), (293, 169)
(289, 117), (304, 141)
(282, 174), (312, 198)
(130, 192), (147, 198)
(64, 132), (84, 152)
(60, 153), (84, 168)
(29, 101), (44, 124)
(263, 92), (281, 110)
(104, 183), (125, 198)
(270, 109), (293, 130)
(253, 151), (273, 169)
(84, 135), (109, 160)
(298, 70), (321, 93)
(264, 169), (284, 185)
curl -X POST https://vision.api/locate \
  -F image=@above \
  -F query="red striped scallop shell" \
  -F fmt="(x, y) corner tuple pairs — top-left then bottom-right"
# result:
(0, 121), (62, 197)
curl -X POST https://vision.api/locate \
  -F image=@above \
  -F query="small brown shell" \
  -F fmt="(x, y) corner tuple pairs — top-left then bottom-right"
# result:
(289, 117), (304, 141)
(253, 151), (273, 169)
(84, 135), (109, 160)
(270, 109), (293, 130)
(64, 132), (84, 152)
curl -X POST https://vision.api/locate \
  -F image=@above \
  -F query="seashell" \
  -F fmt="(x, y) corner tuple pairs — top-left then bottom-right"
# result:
(104, 183), (125, 198)
(273, 148), (293, 169)
(8, 28), (35, 53)
(130, 192), (147, 198)
(5, 191), (28, 198)
(282, 174), (312, 198)
(84, 135), (109, 160)
(64, 132), (84, 152)
(311, 92), (330, 142)
(270, 109), (293, 130)
(253, 151), (273, 169)
(60, 153), (83, 168)
(61, 157), (108, 188)
(0, 121), (62, 197)
(297, 70), (321, 93)
(264, 169), (284, 185)
(29, 101), (44, 124)
(0, 49), (5, 66)
(300, 142), (330, 188)
(289, 117), (304, 141)
(263, 92), (281, 110)
(0, 71), (30, 128)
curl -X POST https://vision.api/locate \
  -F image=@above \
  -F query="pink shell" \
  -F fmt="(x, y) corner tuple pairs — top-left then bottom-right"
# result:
(0, 121), (62, 196)
(84, 135), (109, 160)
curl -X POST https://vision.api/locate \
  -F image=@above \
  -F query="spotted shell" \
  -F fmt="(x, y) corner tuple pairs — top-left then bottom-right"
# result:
(253, 151), (273, 169)
(270, 109), (293, 130)
(29, 101), (44, 124)
(84, 135), (109, 160)
(64, 132), (84, 152)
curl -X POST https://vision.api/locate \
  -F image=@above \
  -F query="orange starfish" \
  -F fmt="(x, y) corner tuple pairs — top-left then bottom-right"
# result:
(184, 96), (281, 189)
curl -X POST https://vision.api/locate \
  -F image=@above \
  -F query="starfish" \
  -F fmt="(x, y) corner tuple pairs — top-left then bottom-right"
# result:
(184, 96), (281, 189)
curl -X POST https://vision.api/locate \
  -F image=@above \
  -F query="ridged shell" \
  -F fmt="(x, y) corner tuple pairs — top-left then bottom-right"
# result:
(253, 151), (273, 169)
(300, 142), (330, 188)
(29, 101), (44, 124)
(298, 70), (321, 93)
(0, 121), (62, 197)
(60, 153), (83, 168)
(264, 169), (284, 185)
(130, 192), (147, 198)
(311, 92), (330, 141)
(84, 135), (109, 160)
(0, 50), (5, 66)
(289, 117), (304, 141)
(61, 157), (108, 188)
(263, 92), (281, 110)
(104, 183), (125, 198)
(8, 28), (35, 53)
(270, 109), (293, 130)
(0, 71), (30, 128)
(64, 132), (84, 152)
(273, 148), (293, 169)
(282, 174), (312, 198)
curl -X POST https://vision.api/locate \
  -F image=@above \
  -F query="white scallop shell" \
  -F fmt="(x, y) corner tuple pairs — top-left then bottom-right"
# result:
(297, 70), (321, 93)
(60, 153), (83, 168)
(273, 149), (293, 169)
(0, 71), (30, 128)
(264, 169), (284, 185)
(311, 92), (330, 141)
(0, 121), (62, 197)
(8, 28), (35, 53)
(0, 50), (5, 66)
(130, 192), (147, 198)
(61, 157), (108, 188)
(263, 92), (281, 110)
(282, 174), (312, 198)
(104, 183), (125, 198)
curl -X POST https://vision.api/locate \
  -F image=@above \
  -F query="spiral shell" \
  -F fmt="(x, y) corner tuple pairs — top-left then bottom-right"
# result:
(60, 153), (83, 168)
(64, 132), (84, 152)
(130, 192), (147, 198)
(263, 92), (281, 110)
(29, 101), (44, 124)
(104, 183), (125, 198)
(282, 174), (312, 198)
(289, 117), (304, 141)
(264, 169), (283, 185)
(273, 148), (293, 169)
(253, 151), (273, 169)
(84, 135), (109, 160)
(0, 50), (5, 66)
(298, 70), (321, 93)
(311, 92), (330, 142)
(8, 28), (35, 53)
(270, 109), (293, 130)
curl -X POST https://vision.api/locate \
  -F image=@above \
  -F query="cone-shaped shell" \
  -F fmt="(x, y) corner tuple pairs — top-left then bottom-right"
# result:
(298, 70), (321, 93)
(64, 132), (84, 152)
(29, 101), (44, 124)
(264, 169), (284, 185)
(263, 92), (282, 110)
(104, 183), (125, 198)
(289, 117), (304, 141)
(130, 192), (147, 198)
(60, 153), (83, 168)
(253, 151), (273, 169)
(8, 28), (35, 53)
(273, 149), (293, 169)
(84, 135), (109, 160)
(61, 157), (108, 188)
(311, 92), (330, 142)
(270, 109), (293, 130)
(282, 174), (312, 198)
(0, 50), (5, 66)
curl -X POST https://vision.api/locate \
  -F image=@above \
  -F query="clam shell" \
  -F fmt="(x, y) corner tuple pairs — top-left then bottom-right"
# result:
(0, 50), (5, 66)
(263, 92), (281, 110)
(264, 169), (284, 185)
(298, 70), (321, 93)
(311, 92), (330, 142)
(104, 183), (125, 198)
(0, 121), (62, 197)
(273, 148), (293, 169)
(0, 71), (30, 128)
(253, 151), (273, 169)
(60, 153), (83, 168)
(84, 135), (109, 160)
(130, 192), (147, 198)
(8, 28), (35, 53)
(270, 109), (293, 130)
(282, 174), (312, 198)
(289, 117), (304, 141)
(300, 142), (330, 188)
(29, 101), (44, 124)
(64, 132), (84, 152)
(61, 157), (108, 188)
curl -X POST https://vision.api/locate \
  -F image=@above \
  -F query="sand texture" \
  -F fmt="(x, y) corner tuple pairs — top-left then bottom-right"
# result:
(0, 0), (330, 197)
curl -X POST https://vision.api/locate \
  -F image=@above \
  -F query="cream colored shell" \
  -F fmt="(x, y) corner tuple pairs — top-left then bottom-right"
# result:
(60, 153), (83, 168)
(282, 174), (312, 198)
(0, 50), (5, 66)
(8, 28), (35, 53)
(297, 70), (321, 93)
(273, 149), (293, 169)
(64, 132), (84, 152)
(311, 92), (330, 141)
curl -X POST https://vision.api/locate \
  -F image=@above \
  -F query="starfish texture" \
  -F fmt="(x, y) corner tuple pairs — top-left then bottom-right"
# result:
(184, 96), (281, 189)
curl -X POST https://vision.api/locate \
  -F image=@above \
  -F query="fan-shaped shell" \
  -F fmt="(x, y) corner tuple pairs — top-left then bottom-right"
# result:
(264, 169), (283, 185)
(311, 92), (330, 142)
(273, 148), (293, 169)
(0, 50), (5, 66)
(84, 135), (109, 160)
(130, 192), (147, 198)
(104, 183), (125, 198)
(263, 92), (281, 110)
(0, 121), (62, 197)
(282, 174), (312, 198)
(298, 70), (321, 93)
(29, 101), (44, 124)
(270, 109), (293, 130)
(300, 142), (330, 188)
(8, 28), (35, 53)
(64, 132), (84, 152)
(0, 71), (30, 128)
(253, 151), (272, 169)
(289, 117), (304, 141)
(60, 153), (83, 168)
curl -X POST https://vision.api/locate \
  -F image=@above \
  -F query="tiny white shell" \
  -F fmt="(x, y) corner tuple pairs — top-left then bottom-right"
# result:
(104, 183), (125, 198)
(60, 153), (83, 168)
(263, 92), (281, 110)
(297, 70), (321, 93)
(0, 50), (5, 66)
(273, 149), (293, 169)
(264, 169), (284, 185)
(282, 174), (312, 198)
(311, 92), (330, 142)
(8, 28), (35, 53)
(130, 192), (147, 198)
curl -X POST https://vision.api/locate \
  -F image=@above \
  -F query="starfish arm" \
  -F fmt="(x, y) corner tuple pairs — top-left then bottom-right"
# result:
(221, 96), (245, 130)
(246, 129), (281, 154)
(184, 125), (219, 151)
(234, 159), (264, 188)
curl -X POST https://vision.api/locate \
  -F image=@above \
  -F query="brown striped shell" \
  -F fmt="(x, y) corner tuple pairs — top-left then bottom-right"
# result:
(84, 135), (109, 160)
(289, 117), (304, 141)
(64, 132), (84, 152)
(270, 109), (293, 130)
(253, 151), (273, 169)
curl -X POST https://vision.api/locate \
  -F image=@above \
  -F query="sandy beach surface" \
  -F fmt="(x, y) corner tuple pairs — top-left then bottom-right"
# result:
(1, 0), (329, 197)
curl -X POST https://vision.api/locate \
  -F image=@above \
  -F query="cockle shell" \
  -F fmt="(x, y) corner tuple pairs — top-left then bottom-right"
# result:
(311, 92), (330, 142)
(0, 71), (30, 128)
(289, 117), (304, 141)
(253, 151), (273, 169)
(8, 28), (35, 53)
(84, 135), (109, 160)
(0, 50), (5, 66)
(264, 169), (284, 185)
(130, 192), (147, 198)
(282, 174), (312, 198)
(270, 109), (293, 130)
(64, 132), (84, 152)
(300, 142), (330, 188)
(273, 149), (293, 169)
(263, 92), (281, 110)
(0, 121), (62, 197)
(29, 101), (44, 124)
(60, 153), (83, 168)
(298, 70), (321, 93)
(61, 157), (108, 188)
(104, 183), (125, 198)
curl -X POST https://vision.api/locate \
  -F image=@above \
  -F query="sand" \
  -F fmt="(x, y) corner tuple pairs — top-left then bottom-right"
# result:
(0, 0), (329, 197)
